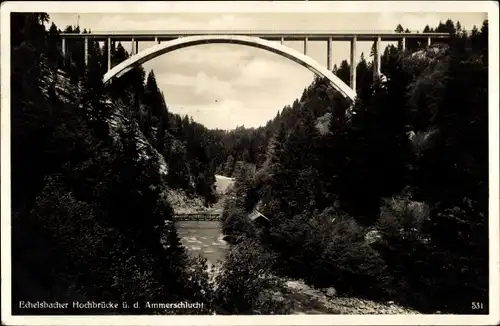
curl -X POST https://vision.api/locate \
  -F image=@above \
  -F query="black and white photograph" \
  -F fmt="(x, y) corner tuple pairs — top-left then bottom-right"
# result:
(1, 1), (498, 325)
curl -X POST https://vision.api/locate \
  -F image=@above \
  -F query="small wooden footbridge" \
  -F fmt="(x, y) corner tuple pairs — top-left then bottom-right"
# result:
(172, 209), (269, 223)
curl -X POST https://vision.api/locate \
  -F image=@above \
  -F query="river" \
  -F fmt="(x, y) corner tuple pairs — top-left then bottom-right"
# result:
(173, 206), (416, 314)
(174, 175), (233, 266)
(175, 221), (228, 267)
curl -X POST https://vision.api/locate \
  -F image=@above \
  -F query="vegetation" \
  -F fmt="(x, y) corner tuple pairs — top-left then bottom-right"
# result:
(10, 13), (489, 315)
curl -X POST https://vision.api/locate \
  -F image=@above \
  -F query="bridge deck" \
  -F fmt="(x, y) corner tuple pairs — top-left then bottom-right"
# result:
(60, 31), (450, 42)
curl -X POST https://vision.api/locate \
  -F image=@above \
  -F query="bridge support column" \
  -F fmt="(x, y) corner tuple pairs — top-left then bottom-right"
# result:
(61, 37), (66, 56)
(427, 36), (432, 47)
(84, 37), (88, 67)
(327, 37), (332, 71)
(280, 37), (284, 45)
(350, 36), (357, 90)
(107, 37), (111, 71)
(402, 36), (406, 51)
(131, 37), (135, 54)
(155, 36), (160, 44)
(304, 37), (308, 55)
(373, 35), (381, 80)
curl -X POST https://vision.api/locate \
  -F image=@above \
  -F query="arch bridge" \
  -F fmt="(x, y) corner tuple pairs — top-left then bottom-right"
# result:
(60, 30), (450, 102)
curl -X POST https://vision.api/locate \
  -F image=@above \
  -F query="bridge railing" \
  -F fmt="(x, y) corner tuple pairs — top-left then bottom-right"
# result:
(59, 31), (451, 41)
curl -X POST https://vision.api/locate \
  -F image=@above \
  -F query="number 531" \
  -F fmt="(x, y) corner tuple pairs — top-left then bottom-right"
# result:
(472, 302), (484, 310)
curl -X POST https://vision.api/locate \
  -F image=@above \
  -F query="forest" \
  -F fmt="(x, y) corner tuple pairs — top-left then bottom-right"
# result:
(10, 13), (489, 315)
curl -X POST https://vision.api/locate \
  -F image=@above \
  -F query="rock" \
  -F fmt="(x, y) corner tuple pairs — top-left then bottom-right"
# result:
(315, 112), (332, 135)
(365, 230), (382, 244)
(323, 287), (337, 298)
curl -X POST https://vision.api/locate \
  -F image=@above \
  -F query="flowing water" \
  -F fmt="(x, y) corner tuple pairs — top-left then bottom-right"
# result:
(175, 221), (228, 266)
(174, 175), (234, 266)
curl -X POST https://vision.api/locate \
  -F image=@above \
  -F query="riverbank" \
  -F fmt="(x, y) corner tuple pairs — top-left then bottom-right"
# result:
(274, 278), (420, 314)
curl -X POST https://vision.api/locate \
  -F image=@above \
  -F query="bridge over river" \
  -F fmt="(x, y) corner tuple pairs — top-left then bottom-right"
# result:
(173, 209), (267, 266)
(173, 210), (267, 222)
(174, 215), (227, 267)
(173, 212), (221, 222)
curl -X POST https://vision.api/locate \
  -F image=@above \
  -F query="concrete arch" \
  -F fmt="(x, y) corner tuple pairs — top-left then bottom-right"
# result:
(103, 35), (357, 102)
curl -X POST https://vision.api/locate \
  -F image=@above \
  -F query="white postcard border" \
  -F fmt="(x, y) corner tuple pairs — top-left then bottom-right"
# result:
(1, 1), (498, 325)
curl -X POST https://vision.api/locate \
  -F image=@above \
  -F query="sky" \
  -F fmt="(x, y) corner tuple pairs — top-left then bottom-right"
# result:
(47, 11), (487, 130)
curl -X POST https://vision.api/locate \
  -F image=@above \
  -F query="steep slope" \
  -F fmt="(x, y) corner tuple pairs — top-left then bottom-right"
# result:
(49, 69), (210, 214)
(219, 20), (489, 314)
